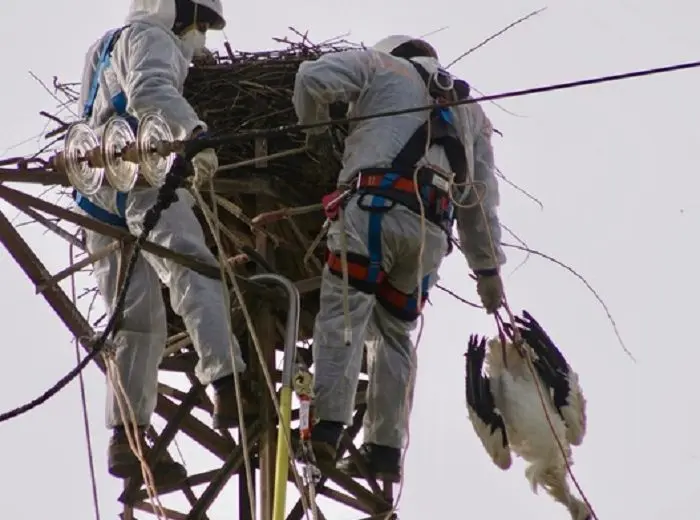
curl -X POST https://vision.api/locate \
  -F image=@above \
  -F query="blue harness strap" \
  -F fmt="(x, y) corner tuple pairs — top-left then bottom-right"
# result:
(75, 26), (132, 229)
(365, 174), (397, 283)
(84, 28), (123, 119)
(74, 190), (128, 228)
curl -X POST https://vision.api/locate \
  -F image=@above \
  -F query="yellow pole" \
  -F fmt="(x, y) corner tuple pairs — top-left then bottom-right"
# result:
(272, 386), (293, 520)
(248, 274), (299, 520)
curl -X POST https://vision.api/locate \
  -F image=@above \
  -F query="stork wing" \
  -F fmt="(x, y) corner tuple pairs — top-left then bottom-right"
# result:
(515, 311), (587, 446)
(465, 335), (512, 470)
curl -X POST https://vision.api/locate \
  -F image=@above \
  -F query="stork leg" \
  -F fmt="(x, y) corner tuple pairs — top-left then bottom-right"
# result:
(538, 467), (590, 520)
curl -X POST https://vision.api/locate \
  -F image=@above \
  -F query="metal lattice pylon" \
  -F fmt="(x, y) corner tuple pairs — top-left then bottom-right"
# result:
(0, 164), (397, 520)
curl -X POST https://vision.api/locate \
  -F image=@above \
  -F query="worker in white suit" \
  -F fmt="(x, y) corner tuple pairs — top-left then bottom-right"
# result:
(75, 0), (251, 484)
(293, 35), (506, 481)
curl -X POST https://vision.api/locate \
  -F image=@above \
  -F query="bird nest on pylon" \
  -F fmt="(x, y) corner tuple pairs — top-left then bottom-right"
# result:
(6, 35), (359, 346)
(178, 38), (357, 341)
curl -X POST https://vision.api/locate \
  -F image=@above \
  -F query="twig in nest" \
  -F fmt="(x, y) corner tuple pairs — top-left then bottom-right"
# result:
(40, 111), (70, 139)
(496, 166), (543, 209)
(92, 313), (107, 328)
(288, 27), (314, 47)
(446, 7), (548, 69)
(39, 111), (69, 128)
(446, 8), (548, 119)
(29, 71), (79, 118)
(52, 76), (80, 102)
(500, 241), (634, 361)
(471, 84), (527, 118)
(435, 283), (481, 309)
(501, 223), (531, 275)
(419, 26), (450, 38)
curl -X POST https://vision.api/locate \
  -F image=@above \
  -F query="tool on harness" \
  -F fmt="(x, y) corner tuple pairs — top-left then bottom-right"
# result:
(322, 60), (469, 321)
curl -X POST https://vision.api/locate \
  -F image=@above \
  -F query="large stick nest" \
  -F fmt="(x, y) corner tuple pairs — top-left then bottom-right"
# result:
(174, 40), (356, 341)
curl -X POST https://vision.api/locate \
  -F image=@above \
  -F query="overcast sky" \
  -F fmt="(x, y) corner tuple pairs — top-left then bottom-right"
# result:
(1, 1), (699, 519)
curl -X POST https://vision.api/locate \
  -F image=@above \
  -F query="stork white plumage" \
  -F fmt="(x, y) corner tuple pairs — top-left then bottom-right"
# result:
(465, 311), (590, 520)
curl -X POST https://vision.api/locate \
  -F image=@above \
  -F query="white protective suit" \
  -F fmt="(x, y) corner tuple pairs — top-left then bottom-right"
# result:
(77, 0), (246, 429)
(293, 46), (505, 449)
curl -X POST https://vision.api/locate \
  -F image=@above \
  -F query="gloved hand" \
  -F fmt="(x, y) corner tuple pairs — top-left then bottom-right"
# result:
(188, 127), (218, 185)
(475, 269), (504, 314)
(191, 147), (218, 185)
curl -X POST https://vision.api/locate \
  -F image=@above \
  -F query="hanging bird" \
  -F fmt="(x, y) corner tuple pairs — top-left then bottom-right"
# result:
(464, 311), (590, 520)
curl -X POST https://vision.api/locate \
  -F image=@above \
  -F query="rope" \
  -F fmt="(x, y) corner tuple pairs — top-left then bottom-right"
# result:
(105, 357), (167, 519)
(0, 154), (193, 423)
(338, 207), (352, 347)
(190, 180), (314, 519)
(385, 113), (434, 519)
(452, 145), (599, 517)
(495, 312), (598, 519)
(68, 242), (101, 520)
(191, 178), (256, 520)
(1, 53), (672, 423)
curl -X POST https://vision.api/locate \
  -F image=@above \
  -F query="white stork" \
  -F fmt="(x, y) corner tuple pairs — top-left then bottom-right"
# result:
(464, 311), (590, 520)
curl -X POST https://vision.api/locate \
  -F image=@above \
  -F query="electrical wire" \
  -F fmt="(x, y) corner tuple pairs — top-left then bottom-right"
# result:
(0, 152), (197, 423)
(192, 58), (700, 148)
(0, 49), (668, 520)
(0, 53), (687, 490)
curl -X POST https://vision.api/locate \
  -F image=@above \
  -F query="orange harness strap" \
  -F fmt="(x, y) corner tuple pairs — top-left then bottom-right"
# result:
(326, 250), (430, 322)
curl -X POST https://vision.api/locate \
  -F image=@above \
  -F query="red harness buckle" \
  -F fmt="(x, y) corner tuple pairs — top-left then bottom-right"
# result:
(322, 190), (346, 220)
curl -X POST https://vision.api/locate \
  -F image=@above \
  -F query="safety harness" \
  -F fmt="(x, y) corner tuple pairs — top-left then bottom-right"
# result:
(324, 60), (470, 322)
(73, 26), (133, 229)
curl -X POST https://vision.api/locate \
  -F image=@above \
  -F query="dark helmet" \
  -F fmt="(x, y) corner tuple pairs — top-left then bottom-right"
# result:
(173, 0), (225, 34)
(371, 35), (438, 60)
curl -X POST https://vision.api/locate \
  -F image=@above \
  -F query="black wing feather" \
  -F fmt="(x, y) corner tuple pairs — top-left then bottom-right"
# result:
(513, 311), (572, 415)
(465, 334), (509, 448)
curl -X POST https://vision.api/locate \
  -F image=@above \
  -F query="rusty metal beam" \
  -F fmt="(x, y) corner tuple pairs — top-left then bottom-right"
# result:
(286, 405), (370, 520)
(0, 205), (243, 517)
(0, 178), (383, 520)
(132, 501), (189, 520)
(120, 383), (205, 503)
(0, 167), (282, 198)
(0, 206), (106, 371)
(0, 183), (222, 279)
(186, 421), (264, 520)
(0, 184), (322, 298)
(155, 394), (234, 460)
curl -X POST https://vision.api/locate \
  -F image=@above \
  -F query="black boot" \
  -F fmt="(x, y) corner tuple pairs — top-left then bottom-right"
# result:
(336, 443), (401, 483)
(108, 427), (187, 488)
(310, 420), (344, 465)
(211, 375), (256, 429)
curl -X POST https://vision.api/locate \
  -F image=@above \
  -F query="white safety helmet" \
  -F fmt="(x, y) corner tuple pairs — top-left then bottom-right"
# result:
(371, 34), (438, 58)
